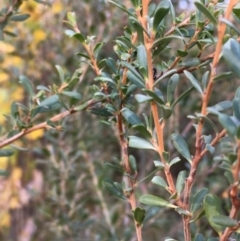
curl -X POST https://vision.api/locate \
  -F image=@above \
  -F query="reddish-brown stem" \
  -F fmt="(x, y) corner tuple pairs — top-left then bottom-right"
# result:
(116, 111), (142, 241)
(139, 0), (178, 199)
(0, 99), (101, 148)
(182, 1), (238, 239)
(220, 139), (240, 240)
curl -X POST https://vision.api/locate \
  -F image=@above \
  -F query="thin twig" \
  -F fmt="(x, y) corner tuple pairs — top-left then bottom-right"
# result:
(140, 0), (179, 201)
(0, 99), (99, 148)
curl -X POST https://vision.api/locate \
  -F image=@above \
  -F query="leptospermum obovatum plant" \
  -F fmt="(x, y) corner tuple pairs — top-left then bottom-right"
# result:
(63, 0), (240, 240)
(1, 0), (240, 240)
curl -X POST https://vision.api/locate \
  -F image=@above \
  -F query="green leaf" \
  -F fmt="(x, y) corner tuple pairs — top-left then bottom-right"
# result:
(130, 0), (140, 8)
(220, 18), (240, 35)
(224, 171), (234, 184)
(153, 38), (172, 55)
(121, 108), (143, 125)
(73, 33), (85, 43)
(10, 14), (30, 22)
(167, 74), (179, 104)
(177, 49), (188, 57)
(171, 133), (192, 163)
(171, 87), (194, 108)
(179, 58), (200, 67)
(129, 16), (150, 37)
(233, 97), (240, 120)
(137, 45), (148, 77)
(122, 61), (144, 80)
(133, 207), (145, 225)
(74, 101), (90, 111)
(208, 100), (232, 113)
(151, 176), (168, 189)
(129, 155), (137, 173)
(103, 179), (126, 200)
(153, 161), (165, 168)
(168, 0), (176, 23)
(67, 12), (77, 26)
(203, 194), (223, 234)
(222, 38), (240, 78)
(233, 3), (240, 19)
(163, 151), (170, 163)
(140, 194), (177, 208)
(132, 125), (152, 139)
(143, 89), (165, 105)
(11, 102), (19, 118)
(213, 71), (232, 82)
(176, 170), (186, 195)
(194, 2), (217, 25)
(94, 42), (104, 59)
(206, 144), (215, 154)
(218, 114), (237, 137)
(237, 126), (240, 140)
(175, 207), (192, 216)
(3, 30), (17, 37)
(190, 209), (205, 223)
(153, 35), (184, 49)
(39, 95), (59, 107)
(0, 149), (14, 157)
(154, 69), (177, 86)
(210, 215), (238, 228)
(127, 70), (145, 88)
(196, 114), (218, 133)
(105, 58), (117, 73)
(91, 108), (113, 117)
(126, 84), (138, 96)
(184, 70), (203, 95)
(121, 53), (131, 61)
(19, 76), (34, 97)
(194, 233), (205, 241)
(55, 65), (65, 83)
(153, 1), (170, 31)
(108, 0), (135, 17)
(169, 157), (181, 167)
(36, 85), (50, 92)
(61, 91), (82, 100)
(135, 94), (153, 103)
(65, 29), (76, 37)
(31, 102), (61, 116)
(159, 105), (172, 119)
(128, 136), (156, 151)
(190, 188), (208, 213)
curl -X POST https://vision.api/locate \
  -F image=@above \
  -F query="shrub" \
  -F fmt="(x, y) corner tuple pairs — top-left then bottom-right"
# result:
(0, 0), (239, 241)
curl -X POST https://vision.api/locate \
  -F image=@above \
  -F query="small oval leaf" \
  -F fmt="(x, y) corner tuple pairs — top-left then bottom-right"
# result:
(153, 1), (170, 31)
(184, 70), (203, 95)
(39, 95), (59, 107)
(210, 215), (238, 228)
(10, 14), (30, 22)
(171, 133), (192, 163)
(151, 176), (168, 189)
(128, 136), (156, 151)
(140, 194), (177, 208)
